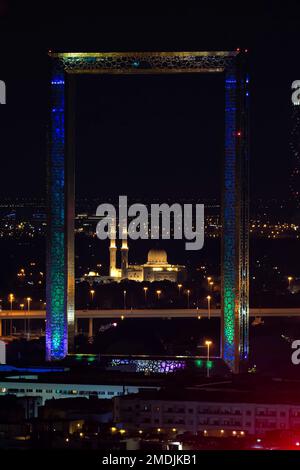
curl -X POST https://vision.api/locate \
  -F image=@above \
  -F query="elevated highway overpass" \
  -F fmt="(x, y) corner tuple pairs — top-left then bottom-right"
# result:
(0, 308), (300, 320)
(0, 308), (300, 338)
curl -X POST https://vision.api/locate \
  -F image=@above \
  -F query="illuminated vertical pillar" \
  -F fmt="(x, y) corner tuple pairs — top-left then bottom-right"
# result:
(239, 71), (250, 364)
(121, 227), (128, 278)
(109, 224), (117, 278)
(46, 61), (75, 360)
(66, 75), (75, 353)
(221, 58), (249, 373)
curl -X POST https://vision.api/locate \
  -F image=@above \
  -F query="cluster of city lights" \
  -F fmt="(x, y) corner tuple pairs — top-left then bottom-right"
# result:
(250, 220), (299, 238)
(110, 358), (186, 374)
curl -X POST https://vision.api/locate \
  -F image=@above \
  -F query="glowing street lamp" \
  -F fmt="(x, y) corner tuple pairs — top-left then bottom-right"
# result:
(8, 293), (14, 336)
(288, 276), (293, 289)
(156, 290), (162, 301)
(20, 303), (25, 335)
(207, 295), (211, 319)
(205, 340), (212, 378)
(177, 284), (183, 296)
(90, 289), (95, 307)
(143, 286), (148, 305)
(26, 297), (32, 340)
(26, 297), (32, 311)
(123, 290), (127, 310)
(8, 293), (14, 310)
(209, 281), (214, 292)
(186, 289), (191, 309)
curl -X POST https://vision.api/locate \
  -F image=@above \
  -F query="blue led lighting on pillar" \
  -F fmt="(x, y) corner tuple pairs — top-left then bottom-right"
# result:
(222, 61), (249, 373)
(46, 66), (67, 360)
(222, 69), (237, 371)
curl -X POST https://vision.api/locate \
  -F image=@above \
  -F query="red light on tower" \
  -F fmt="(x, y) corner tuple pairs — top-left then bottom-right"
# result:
(237, 131), (242, 137)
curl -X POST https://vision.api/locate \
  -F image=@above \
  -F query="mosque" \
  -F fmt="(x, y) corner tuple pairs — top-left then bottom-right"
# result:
(80, 228), (186, 285)
(108, 236), (186, 283)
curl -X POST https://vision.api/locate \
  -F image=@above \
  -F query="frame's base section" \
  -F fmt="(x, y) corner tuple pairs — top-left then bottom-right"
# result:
(223, 358), (249, 374)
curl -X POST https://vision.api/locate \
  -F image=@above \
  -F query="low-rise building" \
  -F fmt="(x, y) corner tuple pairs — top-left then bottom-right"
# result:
(0, 370), (161, 404)
(113, 380), (300, 436)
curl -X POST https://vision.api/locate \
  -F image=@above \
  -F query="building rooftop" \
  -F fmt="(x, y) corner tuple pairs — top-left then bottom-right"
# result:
(0, 367), (165, 387)
(116, 376), (300, 406)
(43, 396), (112, 412)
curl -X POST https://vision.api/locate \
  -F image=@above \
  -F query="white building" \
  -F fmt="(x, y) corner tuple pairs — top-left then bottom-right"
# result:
(0, 375), (160, 405)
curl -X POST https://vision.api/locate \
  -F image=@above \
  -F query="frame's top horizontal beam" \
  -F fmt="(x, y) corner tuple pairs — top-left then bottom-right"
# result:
(49, 51), (238, 59)
(48, 51), (239, 75)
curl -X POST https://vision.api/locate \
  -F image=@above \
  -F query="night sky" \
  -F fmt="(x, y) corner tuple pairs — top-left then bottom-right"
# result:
(75, 73), (223, 200)
(0, 5), (299, 203)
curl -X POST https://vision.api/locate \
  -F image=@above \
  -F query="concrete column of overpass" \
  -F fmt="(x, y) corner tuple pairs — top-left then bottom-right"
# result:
(88, 317), (93, 337)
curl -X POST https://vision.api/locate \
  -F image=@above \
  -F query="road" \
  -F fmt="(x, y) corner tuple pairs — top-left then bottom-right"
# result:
(0, 308), (300, 319)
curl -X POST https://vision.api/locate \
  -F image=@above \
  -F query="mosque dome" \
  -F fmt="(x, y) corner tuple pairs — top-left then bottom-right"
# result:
(147, 248), (168, 264)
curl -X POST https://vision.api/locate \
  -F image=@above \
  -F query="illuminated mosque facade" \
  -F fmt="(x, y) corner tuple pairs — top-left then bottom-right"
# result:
(108, 236), (186, 283)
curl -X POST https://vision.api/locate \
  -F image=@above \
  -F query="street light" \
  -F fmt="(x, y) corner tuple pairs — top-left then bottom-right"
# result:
(186, 289), (191, 309)
(8, 293), (14, 310)
(90, 289), (95, 308)
(26, 297), (32, 340)
(209, 281), (214, 292)
(123, 290), (127, 310)
(177, 284), (183, 296)
(207, 295), (211, 320)
(20, 303), (25, 335)
(8, 294), (14, 336)
(205, 340), (212, 378)
(143, 286), (148, 305)
(288, 276), (293, 289)
(156, 290), (161, 301)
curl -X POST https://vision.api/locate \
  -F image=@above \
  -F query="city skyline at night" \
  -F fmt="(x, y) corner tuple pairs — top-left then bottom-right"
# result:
(1, 5), (300, 458)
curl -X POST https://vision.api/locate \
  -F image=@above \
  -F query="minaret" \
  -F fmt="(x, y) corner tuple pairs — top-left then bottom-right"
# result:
(121, 227), (128, 278)
(109, 223), (117, 278)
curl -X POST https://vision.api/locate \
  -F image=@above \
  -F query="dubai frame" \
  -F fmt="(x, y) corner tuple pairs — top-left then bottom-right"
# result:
(46, 51), (249, 373)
